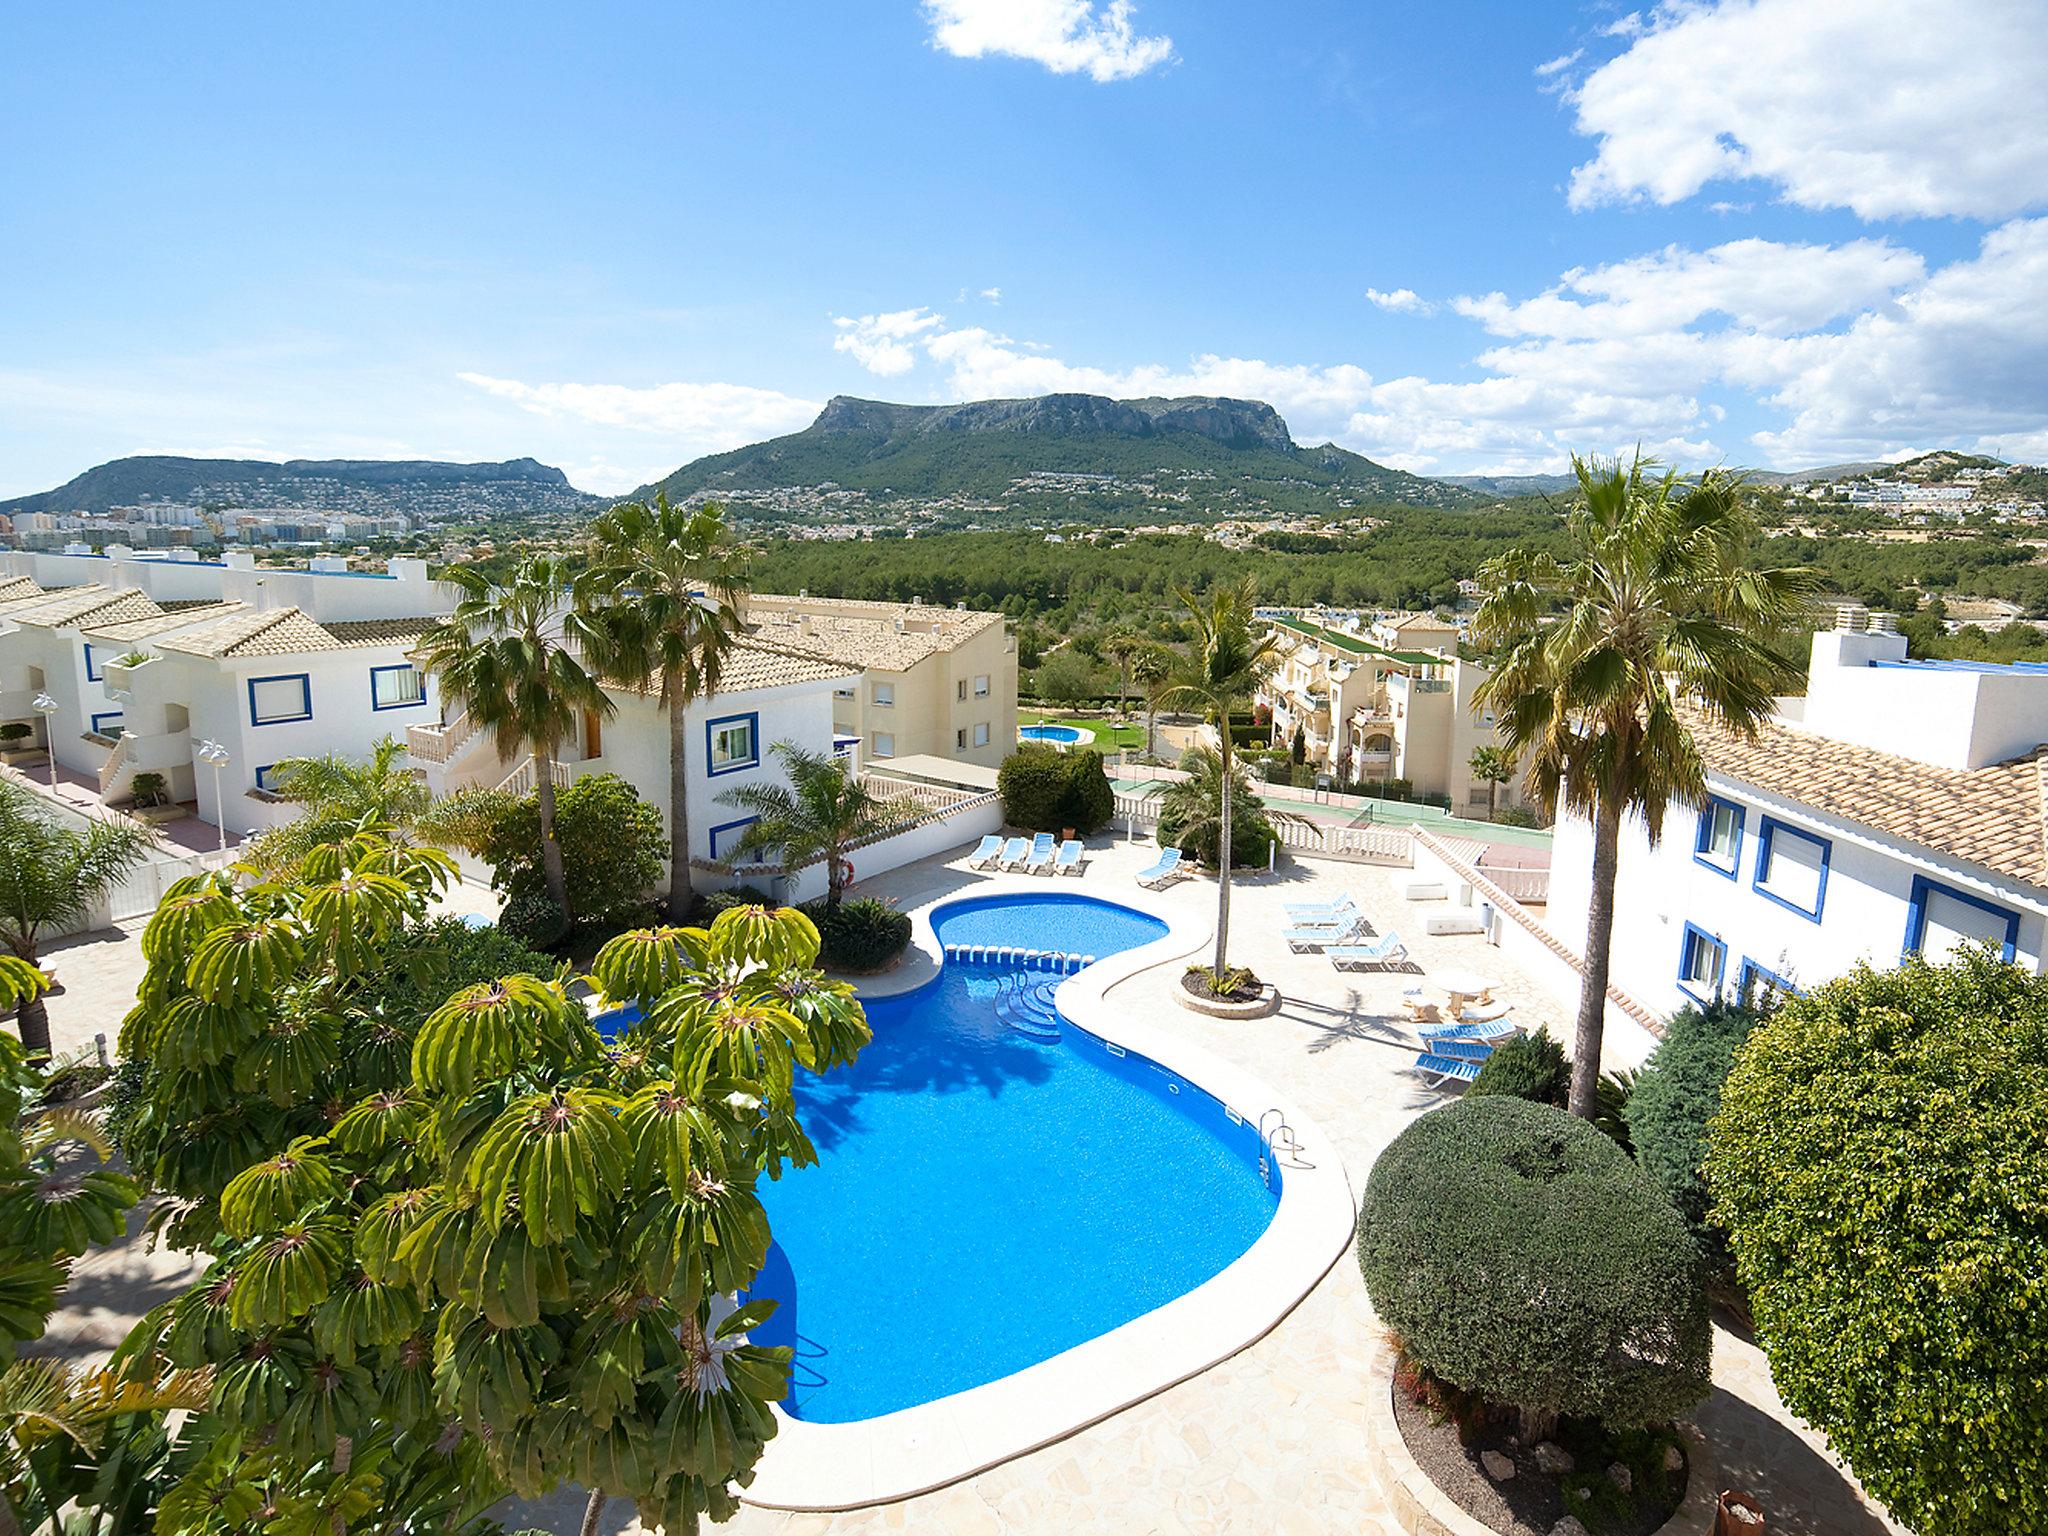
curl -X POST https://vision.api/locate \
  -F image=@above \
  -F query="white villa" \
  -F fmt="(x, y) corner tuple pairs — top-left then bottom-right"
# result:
(1548, 605), (2048, 1020)
(1258, 611), (1521, 817)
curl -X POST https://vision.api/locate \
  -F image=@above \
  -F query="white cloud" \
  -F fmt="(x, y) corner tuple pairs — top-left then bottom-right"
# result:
(980, 286), (1003, 303)
(923, 0), (1173, 82)
(831, 307), (945, 376)
(1366, 287), (1435, 316)
(455, 372), (820, 449)
(1534, 49), (1582, 76)
(1566, 0), (2048, 219)
(830, 218), (2048, 475)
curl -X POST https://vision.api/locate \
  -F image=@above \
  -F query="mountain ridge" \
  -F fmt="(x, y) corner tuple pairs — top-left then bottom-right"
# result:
(0, 455), (595, 518)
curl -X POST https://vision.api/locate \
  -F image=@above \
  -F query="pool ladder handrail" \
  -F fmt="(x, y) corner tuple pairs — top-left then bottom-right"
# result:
(1258, 1107), (1313, 1174)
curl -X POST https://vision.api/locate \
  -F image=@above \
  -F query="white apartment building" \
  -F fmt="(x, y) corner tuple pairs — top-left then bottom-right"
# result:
(1259, 613), (1520, 816)
(403, 637), (859, 879)
(1549, 608), (2048, 1030)
(741, 594), (1017, 771)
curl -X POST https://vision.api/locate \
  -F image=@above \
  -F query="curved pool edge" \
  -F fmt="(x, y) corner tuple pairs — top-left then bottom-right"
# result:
(744, 874), (1359, 1512)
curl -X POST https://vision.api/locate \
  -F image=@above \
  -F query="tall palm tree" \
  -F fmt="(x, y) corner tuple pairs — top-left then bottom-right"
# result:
(413, 558), (613, 917)
(1468, 744), (1513, 819)
(1132, 644), (1173, 760)
(1150, 746), (1307, 867)
(1473, 455), (1820, 1118)
(0, 779), (154, 1058)
(714, 742), (908, 909)
(244, 735), (433, 871)
(1160, 579), (1285, 981)
(575, 494), (750, 916)
(1102, 625), (1145, 717)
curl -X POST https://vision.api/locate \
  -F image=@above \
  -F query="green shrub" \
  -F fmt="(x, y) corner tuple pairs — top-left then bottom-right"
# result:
(997, 745), (1115, 835)
(692, 885), (778, 924)
(128, 771), (169, 808)
(498, 893), (568, 948)
(802, 896), (911, 972)
(472, 772), (664, 927)
(1357, 1095), (1710, 1432)
(1466, 1026), (1569, 1106)
(0, 722), (29, 745)
(354, 915), (559, 1028)
(1626, 999), (1760, 1273)
(1158, 803), (1275, 869)
(1706, 952), (2048, 1536)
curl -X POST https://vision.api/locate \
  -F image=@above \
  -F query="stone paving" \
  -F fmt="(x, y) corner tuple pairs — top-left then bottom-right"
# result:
(29, 824), (1902, 1535)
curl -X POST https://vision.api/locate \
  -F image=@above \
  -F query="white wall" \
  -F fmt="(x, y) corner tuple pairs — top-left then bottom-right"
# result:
(4, 550), (454, 621)
(1549, 785), (2048, 1020)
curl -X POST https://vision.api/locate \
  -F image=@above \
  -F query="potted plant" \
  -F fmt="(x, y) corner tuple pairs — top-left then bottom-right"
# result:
(127, 770), (183, 824)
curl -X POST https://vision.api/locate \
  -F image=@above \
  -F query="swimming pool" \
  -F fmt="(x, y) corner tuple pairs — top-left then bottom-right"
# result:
(1019, 722), (1085, 744)
(746, 892), (1280, 1424)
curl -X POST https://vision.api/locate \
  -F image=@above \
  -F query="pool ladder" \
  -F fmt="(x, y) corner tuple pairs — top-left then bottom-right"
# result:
(1257, 1107), (1314, 1188)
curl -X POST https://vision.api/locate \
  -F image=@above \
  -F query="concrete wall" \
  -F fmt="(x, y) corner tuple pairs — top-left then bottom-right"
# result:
(722, 793), (1003, 905)
(5, 549), (454, 621)
(1548, 784), (2048, 1018)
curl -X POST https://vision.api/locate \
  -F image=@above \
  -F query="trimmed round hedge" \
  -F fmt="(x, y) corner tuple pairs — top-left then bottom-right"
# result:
(1706, 952), (2048, 1536)
(1358, 1095), (1710, 1430)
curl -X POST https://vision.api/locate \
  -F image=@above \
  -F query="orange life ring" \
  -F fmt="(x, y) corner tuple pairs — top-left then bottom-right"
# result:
(835, 857), (856, 888)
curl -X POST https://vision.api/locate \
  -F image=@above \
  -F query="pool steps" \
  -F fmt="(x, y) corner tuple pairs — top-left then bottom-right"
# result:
(943, 945), (1101, 1043)
(942, 944), (1098, 972)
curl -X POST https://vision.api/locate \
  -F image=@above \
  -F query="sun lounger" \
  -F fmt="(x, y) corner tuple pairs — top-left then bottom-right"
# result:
(1414, 1051), (1483, 1087)
(998, 836), (1031, 870)
(1135, 847), (1184, 888)
(1430, 1037), (1496, 1063)
(1055, 839), (1085, 876)
(1458, 998), (1514, 1024)
(1328, 931), (1408, 969)
(1025, 832), (1056, 874)
(1284, 913), (1370, 952)
(1418, 1017), (1518, 1045)
(1284, 893), (1356, 921)
(967, 834), (1005, 869)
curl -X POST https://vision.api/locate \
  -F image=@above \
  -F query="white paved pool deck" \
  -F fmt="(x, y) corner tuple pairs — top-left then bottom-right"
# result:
(29, 838), (1902, 1536)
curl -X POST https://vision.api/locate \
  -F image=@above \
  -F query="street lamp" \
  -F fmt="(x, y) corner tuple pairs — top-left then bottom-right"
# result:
(196, 739), (232, 852)
(30, 694), (58, 788)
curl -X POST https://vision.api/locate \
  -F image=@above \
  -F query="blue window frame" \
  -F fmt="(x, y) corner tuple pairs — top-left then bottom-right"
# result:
(368, 663), (427, 711)
(705, 712), (759, 776)
(88, 709), (124, 738)
(83, 643), (103, 682)
(254, 764), (280, 792)
(709, 815), (761, 862)
(248, 672), (313, 726)
(1737, 958), (1802, 1008)
(1677, 922), (1727, 1004)
(1752, 815), (1830, 923)
(1692, 793), (1744, 878)
(1903, 875), (2021, 964)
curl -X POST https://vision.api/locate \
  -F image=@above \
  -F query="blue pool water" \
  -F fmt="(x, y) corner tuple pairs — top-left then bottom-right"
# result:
(741, 893), (1279, 1423)
(1019, 723), (1083, 743)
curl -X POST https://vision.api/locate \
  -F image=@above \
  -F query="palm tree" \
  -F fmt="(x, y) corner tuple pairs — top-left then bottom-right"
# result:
(244, 735), (433, 871)
(1150, 746), (1307, 868)
(1468, 744), (1513, 819)
(1102, 625), (1145, 717)
(1473, 454), (1820, 1118)
(575, 494), (750, 916)
(413, 558), (613, 917)
(0, 779), (154, 1058)
(1132, 644), (1173, 760)
(1160, 579), (1285, 982)
(714, 742), (908, 909)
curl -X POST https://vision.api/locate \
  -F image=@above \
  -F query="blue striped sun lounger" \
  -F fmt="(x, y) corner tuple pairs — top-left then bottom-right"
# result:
(1025, 832), (1056, 873)
(1055, 839), (1085, 875)
(967, 834), (1005, 869)
(1328, 932), (1408, 969)
(998, 836), (1031, 869)
(1135, 847), (1184, 887)
(1414, 1051), (1483, 1087)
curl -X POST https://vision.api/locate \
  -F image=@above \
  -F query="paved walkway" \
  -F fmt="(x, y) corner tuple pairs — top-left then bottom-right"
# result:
(29, 827), (1900, 1535)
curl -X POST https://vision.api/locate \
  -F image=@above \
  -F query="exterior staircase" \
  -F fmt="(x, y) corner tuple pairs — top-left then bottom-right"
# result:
(993, 973), (1063, 1043)
(96, 731), (133, 803)
(494, 754), (575, 797)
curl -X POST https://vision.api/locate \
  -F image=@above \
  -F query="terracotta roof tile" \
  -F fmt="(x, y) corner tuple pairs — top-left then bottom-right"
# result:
(157, 607), (341, 659)
(80, 602), (251, 642)
(1687, 705), (2048, 889)
(11, 586), (162, 628)
(322, 617), (442, 649)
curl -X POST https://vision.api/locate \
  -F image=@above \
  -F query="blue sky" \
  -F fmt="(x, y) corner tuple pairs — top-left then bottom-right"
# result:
(3, 0), (2045, 495)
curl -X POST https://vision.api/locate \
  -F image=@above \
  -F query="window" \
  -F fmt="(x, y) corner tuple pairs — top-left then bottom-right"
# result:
(973, 721), (991, 748)
(974, 674), (990, 698)
(88, 709), (124, 738)
(248, 673), (312, 726)
(1752, 816), (1830, 922)
(834, 686), (855, 701)
(83, 643), (103, 682)
(369, 663), (426, 711)
(957, 680), (968, 702)
(1692, 794), (1744, 877)
(872, 682), (894, 707)
(704, 713), (759, 776)
(1904, 876), (2020, 963)
(873, 731), (894, 758)
(709, 816), (760, 863)
(956, 728), (967, 751)
(1737, 958), (1801, 1009)
(1677, 923), (1726, 1002)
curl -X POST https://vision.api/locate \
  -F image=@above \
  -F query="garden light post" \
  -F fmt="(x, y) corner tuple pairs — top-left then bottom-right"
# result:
(31, 693), (58, 787)
(197, 739), (231, 851)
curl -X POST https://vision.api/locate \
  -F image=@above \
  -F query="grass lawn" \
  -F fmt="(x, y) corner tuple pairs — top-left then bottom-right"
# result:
(1019, 710), (1150, 751)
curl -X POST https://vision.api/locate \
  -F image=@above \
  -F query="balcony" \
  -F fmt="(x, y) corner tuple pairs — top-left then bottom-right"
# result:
(100, 655), (160, 700)
(120, 730), (197, 775)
